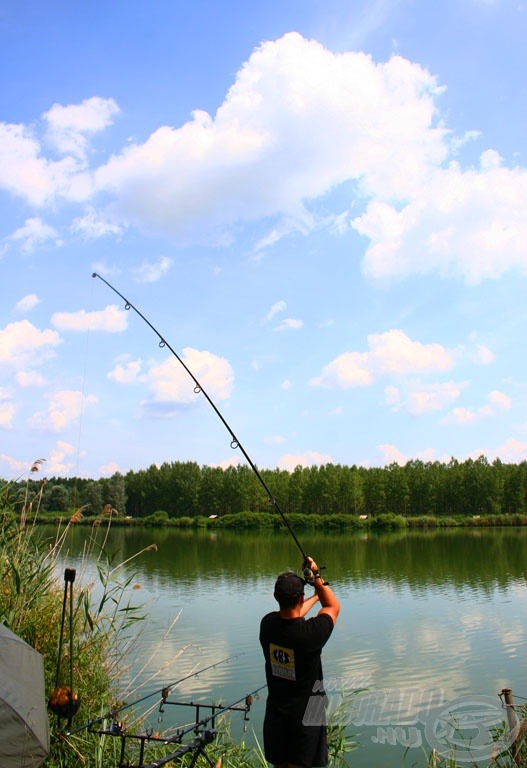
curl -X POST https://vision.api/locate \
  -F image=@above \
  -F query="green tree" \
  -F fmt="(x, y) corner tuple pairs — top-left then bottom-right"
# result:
(45, 483), (71, 512)
(105, 471), (127, 514)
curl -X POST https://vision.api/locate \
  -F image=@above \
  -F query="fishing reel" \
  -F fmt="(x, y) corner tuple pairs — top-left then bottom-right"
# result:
(302, 560), (328, 586)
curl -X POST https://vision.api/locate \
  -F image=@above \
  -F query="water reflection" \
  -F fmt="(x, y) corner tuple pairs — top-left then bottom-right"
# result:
(51, 525), (527, 767)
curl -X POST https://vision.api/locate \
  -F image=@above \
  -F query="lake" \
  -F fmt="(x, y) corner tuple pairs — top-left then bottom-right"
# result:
(55, 525), (527, 766)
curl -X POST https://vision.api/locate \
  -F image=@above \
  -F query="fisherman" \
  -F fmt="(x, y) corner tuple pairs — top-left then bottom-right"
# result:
(259, 556), (340, 768)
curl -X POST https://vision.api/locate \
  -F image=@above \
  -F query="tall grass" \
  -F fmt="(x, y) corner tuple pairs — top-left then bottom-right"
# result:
(0, 468), (162, 768)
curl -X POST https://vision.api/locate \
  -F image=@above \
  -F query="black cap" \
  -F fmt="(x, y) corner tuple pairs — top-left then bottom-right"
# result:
(274, 572), (305, 599)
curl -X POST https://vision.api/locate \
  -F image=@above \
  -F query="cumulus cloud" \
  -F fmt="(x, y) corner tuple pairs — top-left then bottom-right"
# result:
(0, 120), (92, 207)
(28, 389), (98, 432)
(99, 461), (122, 476)
(93, 32), (446, 242)
(142, 348), (234, 412)
(354, 151), (527, 283)
(385, 381), (468, 415)
(71, 207), (123, 239)
(443, 389), (512, 424)
(310, 329), (455, 389)
(376, 444), (440, 466)
(0, 320), (61, 368)
(51, 304), (128, 332)
(483, 438), (527, 463)
(45, 440), (77, 475)
(43, 96), (120, 159)
(0, 33), (526, 283)
(108, 357), (142, 384)
(2, 217), (62, 255)
(278, 450), (333, 471)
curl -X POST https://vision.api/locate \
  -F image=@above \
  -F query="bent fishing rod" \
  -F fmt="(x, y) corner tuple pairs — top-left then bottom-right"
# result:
(92, 272), (309, 566)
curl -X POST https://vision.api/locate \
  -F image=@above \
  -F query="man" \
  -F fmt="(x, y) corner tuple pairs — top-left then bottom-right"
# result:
(259, 556), (340, 768)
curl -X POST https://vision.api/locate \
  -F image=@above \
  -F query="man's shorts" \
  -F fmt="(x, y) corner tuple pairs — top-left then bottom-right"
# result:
(263, 701), (328, 767)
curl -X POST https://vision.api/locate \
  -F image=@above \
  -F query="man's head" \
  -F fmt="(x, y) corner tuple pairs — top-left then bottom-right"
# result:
(273, 571), (305, 609)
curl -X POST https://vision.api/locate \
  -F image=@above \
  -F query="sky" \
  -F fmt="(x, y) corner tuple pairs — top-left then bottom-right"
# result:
(1, 0), (527, 480)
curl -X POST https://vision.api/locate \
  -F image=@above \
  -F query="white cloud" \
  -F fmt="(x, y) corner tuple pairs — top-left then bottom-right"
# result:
(444, 389), (512, 424)
(310, 329), (455, 389)
(71, 207), (123, 239)
(216, 455), (243, 470)
(0, 388), (16, 429)
(385, 381), (467, 415)
(133, 256), (173, 283)
(274, 317), (303, 331)
(51, 304), (128, 332)
(264, 300), (287, 322)
(0, 33), (525, 285)
(0, 122), (60, 206)
(471, 343), (494, 365)
(100, 461), (122, 476)
(15, 294), (40, 314)
(376, 444), (439, 466)
(45, 441), (77, 475)
(28, 389), (98, 432)
(108, 358), (142, 384)
(44, 96), (120, 159)
(0, 120), (91, 207)
(0, 320), (61, 368)
(354, 152), (527, 283)
(16, 370), (47, 387)
(278, 450), (333, 471)
(311, 350), (373, 389)
(94, 33), (445, 241)
(483, 438), (527, 463)
(143, 348), (234, 406)
(0, 453), (32, 476)
(3, 217), (62, 255)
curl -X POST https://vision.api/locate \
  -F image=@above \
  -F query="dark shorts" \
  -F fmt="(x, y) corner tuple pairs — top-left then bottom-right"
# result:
(263, 701), (328, 767)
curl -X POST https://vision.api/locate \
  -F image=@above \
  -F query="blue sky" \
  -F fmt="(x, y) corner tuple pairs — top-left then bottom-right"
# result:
(1, 0), (527, 480)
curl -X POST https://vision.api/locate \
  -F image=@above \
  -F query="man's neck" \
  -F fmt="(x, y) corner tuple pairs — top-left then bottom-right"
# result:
(278, 606), (302, 619)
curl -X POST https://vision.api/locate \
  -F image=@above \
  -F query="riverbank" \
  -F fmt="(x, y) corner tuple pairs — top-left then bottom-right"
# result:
(32, 508), (527, 530)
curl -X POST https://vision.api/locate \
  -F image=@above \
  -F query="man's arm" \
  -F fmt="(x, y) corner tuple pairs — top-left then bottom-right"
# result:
(299, 593), (319, 617)
(307, 556), (340, 626)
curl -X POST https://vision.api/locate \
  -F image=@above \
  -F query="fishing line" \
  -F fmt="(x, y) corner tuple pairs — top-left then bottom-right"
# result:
(65, 652), (245, 735)
(71, 276), (97, 511)
(92, 272), (308, 562)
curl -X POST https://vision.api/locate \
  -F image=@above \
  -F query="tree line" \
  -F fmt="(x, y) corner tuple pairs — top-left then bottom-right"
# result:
(5, 455), (527, 520)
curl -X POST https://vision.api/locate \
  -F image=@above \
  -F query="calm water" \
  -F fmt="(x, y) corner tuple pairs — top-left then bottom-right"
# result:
(54, 526), (527, 766)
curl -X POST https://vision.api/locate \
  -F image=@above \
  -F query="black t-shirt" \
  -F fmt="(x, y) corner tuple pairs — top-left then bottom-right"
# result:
(259, 611), (334, 717)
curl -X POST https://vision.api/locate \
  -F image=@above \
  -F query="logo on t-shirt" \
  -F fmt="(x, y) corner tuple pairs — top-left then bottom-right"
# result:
(269, 643), (296, 680)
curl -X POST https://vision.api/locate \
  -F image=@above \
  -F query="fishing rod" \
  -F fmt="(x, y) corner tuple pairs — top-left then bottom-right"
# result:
(139, 683), (268, 768)
(65, 653), (244, 736)
(92, 272), (309, 566)
(89, 683), (267, 768)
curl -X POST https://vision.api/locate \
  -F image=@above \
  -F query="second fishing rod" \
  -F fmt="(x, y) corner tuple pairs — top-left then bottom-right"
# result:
(92, 272), (322, 583)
